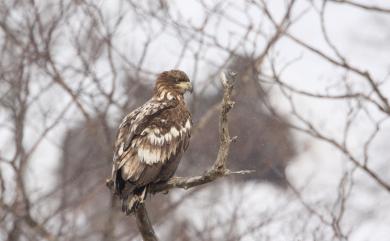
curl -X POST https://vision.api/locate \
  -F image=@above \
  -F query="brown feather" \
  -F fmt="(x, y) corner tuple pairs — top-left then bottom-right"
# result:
(109, 70), (192, 214)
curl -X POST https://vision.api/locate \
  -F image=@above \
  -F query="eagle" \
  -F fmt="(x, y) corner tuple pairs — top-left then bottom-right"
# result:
(107, 70), (193, 215)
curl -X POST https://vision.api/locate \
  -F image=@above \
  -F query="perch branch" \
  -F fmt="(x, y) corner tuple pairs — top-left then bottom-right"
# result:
(135, 204), (158, 241)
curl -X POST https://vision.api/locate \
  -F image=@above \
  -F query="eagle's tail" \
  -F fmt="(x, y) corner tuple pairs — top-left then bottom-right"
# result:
(121, 186), (148, 215)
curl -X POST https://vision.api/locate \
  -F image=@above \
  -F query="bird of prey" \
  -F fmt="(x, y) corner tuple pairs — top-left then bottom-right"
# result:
(107, 70), (193, 214)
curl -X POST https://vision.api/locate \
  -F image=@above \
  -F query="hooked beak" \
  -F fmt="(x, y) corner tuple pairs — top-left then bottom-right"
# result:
(176, 82), (193, 93)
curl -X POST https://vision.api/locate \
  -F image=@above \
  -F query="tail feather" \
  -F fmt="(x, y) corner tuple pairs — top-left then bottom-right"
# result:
(108, 169), (148, 215)
(122, 195), (142, 215)
(122, 186), (148, 215)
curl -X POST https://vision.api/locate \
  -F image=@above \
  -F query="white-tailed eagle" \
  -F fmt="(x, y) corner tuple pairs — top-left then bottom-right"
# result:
(107, 70), (192, 214)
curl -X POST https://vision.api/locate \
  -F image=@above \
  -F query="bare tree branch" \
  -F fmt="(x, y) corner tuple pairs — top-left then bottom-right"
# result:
(135, 204), (158, 241)
(330, 0), (390, 13)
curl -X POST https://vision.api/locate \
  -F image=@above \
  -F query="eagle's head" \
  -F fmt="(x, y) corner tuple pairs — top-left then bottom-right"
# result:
(154, 70), (193, 97)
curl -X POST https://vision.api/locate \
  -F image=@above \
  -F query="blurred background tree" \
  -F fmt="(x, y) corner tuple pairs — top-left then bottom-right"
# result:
(1, 0), (390, 240)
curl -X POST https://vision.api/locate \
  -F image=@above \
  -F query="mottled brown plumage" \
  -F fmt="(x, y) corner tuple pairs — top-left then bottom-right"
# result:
(108, 70), (192, 214)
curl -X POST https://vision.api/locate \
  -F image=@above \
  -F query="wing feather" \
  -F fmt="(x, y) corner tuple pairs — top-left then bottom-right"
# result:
(114, 98), (178, 165)
(109, 95), (192, 197)
(110, 98), (178, 194)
